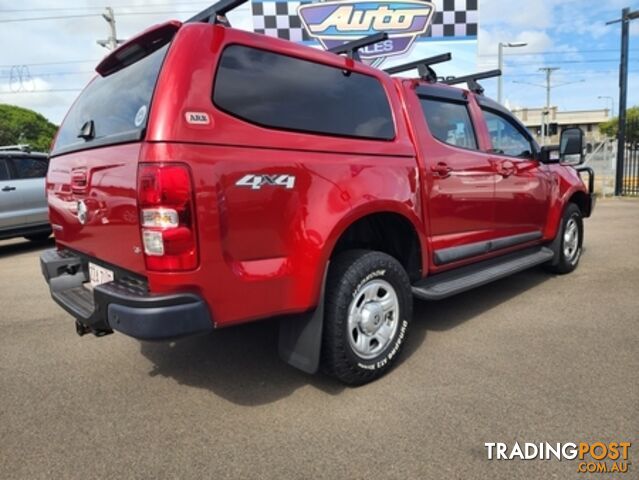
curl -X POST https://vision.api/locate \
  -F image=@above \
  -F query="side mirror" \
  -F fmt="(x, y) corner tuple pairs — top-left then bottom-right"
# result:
(559, 127), (584, 165)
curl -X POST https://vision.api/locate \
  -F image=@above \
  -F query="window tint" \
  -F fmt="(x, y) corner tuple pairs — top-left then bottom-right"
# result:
(0, 160), (9, 181)
(213, 45), (394, 140)
(483, 109), (533, 158)
(53, 43), (169, 155)
(11, 157), (48, 179)
(419, 98), (477, 149)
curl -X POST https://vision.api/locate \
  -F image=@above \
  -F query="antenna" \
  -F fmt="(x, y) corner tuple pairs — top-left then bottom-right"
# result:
(441, 69), (502, 95)
(328, 33), (388, 61)
(187, 0), (250, 26)
(384, 53), (452, 82)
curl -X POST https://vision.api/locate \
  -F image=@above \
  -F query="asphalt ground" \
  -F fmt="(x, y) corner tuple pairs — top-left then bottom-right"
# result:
(0, 199), (637, 480)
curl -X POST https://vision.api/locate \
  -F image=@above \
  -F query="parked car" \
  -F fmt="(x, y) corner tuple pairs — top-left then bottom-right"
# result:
(40, 0), (595, 385)
(0, 145), (52, 242)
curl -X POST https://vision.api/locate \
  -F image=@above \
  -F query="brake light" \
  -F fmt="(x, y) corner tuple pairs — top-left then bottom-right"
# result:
(137, 163), (198, 271)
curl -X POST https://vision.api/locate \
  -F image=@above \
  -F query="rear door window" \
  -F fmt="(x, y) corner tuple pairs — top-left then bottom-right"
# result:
(11, 157), (48, 179)
(213, 45), (395, 140)
(0, 159), (9, 181)
(52, 43), (170, 156)
(419, 98), (477, 150)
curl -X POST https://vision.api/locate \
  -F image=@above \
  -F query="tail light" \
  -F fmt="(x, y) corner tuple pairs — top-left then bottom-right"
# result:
(137, 163), (198, 271)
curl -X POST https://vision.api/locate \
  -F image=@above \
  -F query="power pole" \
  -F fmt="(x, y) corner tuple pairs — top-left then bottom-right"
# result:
(539, 67), (559, 146)
(97, 7), (124, 51)
(606, 7), (639, 196)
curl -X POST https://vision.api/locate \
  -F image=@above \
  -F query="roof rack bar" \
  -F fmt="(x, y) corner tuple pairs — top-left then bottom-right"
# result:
(328, 32), (388, 61)
(187, 0), (250, 25)
(383, 53), (452, 75)
(441, 69), (502, 86)
(0, 144), (32, 152)
(441, 69), (502, 95)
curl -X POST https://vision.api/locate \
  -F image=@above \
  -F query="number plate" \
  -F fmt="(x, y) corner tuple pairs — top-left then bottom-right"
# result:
(88, 262), (114, 288)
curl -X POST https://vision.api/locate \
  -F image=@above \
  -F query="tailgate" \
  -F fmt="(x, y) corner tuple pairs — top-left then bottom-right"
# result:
(47, 143), (145, 275)
(47, 22), (179, 276)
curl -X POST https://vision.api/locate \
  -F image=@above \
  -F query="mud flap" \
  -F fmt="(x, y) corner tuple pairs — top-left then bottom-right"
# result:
(548, 214), (565, 267)
(278, 266), (327, 374)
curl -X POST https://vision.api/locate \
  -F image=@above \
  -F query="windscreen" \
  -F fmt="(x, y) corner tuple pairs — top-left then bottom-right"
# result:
(52, 43), (169, 156)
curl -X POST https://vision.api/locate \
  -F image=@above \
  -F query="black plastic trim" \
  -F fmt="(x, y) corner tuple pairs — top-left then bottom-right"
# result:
(50, 129), (144, 158)
(414, 246), (554, 300)
(40, 249), (213, 340)
(433, 231), (542, 266)
(416, 85), (468, 103)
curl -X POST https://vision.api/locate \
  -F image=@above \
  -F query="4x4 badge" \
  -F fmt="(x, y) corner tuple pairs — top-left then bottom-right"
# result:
(236, 174), (296, 190)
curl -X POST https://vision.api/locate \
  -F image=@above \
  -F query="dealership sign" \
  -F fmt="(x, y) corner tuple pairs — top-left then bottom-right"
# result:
(251, 0), (479, 66)
(298, 0), (435, 63)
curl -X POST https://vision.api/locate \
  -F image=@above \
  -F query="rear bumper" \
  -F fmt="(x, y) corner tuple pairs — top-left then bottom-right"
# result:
(40, 249), (213, 340)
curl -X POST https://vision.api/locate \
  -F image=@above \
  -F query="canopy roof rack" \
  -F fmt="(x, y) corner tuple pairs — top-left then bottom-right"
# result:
(0, 144), (31, 153)
(187, 0), (250, 26)
(384, 53), (452, 82)
(441, 69), (502, 95)
(328, 32), (388, 61)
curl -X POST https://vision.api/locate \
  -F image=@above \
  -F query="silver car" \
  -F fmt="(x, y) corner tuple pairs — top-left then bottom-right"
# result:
(0, 146), (51, 242)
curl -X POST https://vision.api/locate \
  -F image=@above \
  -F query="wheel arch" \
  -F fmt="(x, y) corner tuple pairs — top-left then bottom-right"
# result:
(567, 190), (593, 218)
(322, 205), (426, 284)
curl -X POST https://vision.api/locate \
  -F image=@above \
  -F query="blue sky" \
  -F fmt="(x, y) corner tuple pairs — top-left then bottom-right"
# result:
(0, 0), (637, 123)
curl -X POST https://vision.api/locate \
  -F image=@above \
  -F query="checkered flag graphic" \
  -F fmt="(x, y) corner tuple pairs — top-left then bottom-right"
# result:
(426, 0), (479, 38)
(251, 0), (479, 42)
(251, 1), (311, 41)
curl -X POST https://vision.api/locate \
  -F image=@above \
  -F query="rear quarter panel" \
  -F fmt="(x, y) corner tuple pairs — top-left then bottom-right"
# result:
(143, 24), (425, 326)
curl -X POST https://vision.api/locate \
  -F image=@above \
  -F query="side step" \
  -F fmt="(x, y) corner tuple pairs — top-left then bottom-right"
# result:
(412, 246), (554, 301)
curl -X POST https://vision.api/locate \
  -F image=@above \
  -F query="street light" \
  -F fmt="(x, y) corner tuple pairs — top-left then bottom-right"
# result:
(598, 96), (615, 118)
(497, 41), (528, 104)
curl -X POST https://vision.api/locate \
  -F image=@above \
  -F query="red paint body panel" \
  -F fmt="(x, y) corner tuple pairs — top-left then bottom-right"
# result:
(47, 22), (590, 328)
(47, 143), (146, 275)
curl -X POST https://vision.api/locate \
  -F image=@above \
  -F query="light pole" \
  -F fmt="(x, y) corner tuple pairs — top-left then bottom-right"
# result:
(606, 7), (639, 196)
(97, 7), (124, 51)
(598, 96), (615, 118)
(497, 41), (527, 104)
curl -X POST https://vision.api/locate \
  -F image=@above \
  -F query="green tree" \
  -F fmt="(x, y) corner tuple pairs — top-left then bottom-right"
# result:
(599, 106), (639, 143)
(0, 104), (58, 152)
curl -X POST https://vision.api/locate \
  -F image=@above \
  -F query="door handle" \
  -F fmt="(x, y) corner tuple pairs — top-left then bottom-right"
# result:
(2, 186), (16, 192)
(432, 162), (452, 178)
(498, 160), (516, 178)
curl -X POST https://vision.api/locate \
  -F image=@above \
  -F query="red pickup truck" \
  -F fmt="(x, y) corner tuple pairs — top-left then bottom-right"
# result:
(40, 0), (595, 385)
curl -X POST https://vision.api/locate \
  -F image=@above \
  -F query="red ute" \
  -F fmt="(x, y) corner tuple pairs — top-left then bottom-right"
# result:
(40, 0), (595, 385)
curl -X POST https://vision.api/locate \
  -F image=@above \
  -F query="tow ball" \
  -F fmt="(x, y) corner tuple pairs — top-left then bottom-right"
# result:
(75, 320), (91, 337)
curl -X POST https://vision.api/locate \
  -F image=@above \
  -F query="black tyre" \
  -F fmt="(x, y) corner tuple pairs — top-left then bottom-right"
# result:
(322, 250), (412, 385)
(24, 231), (52, 242)
(545, 203), (583, 274)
